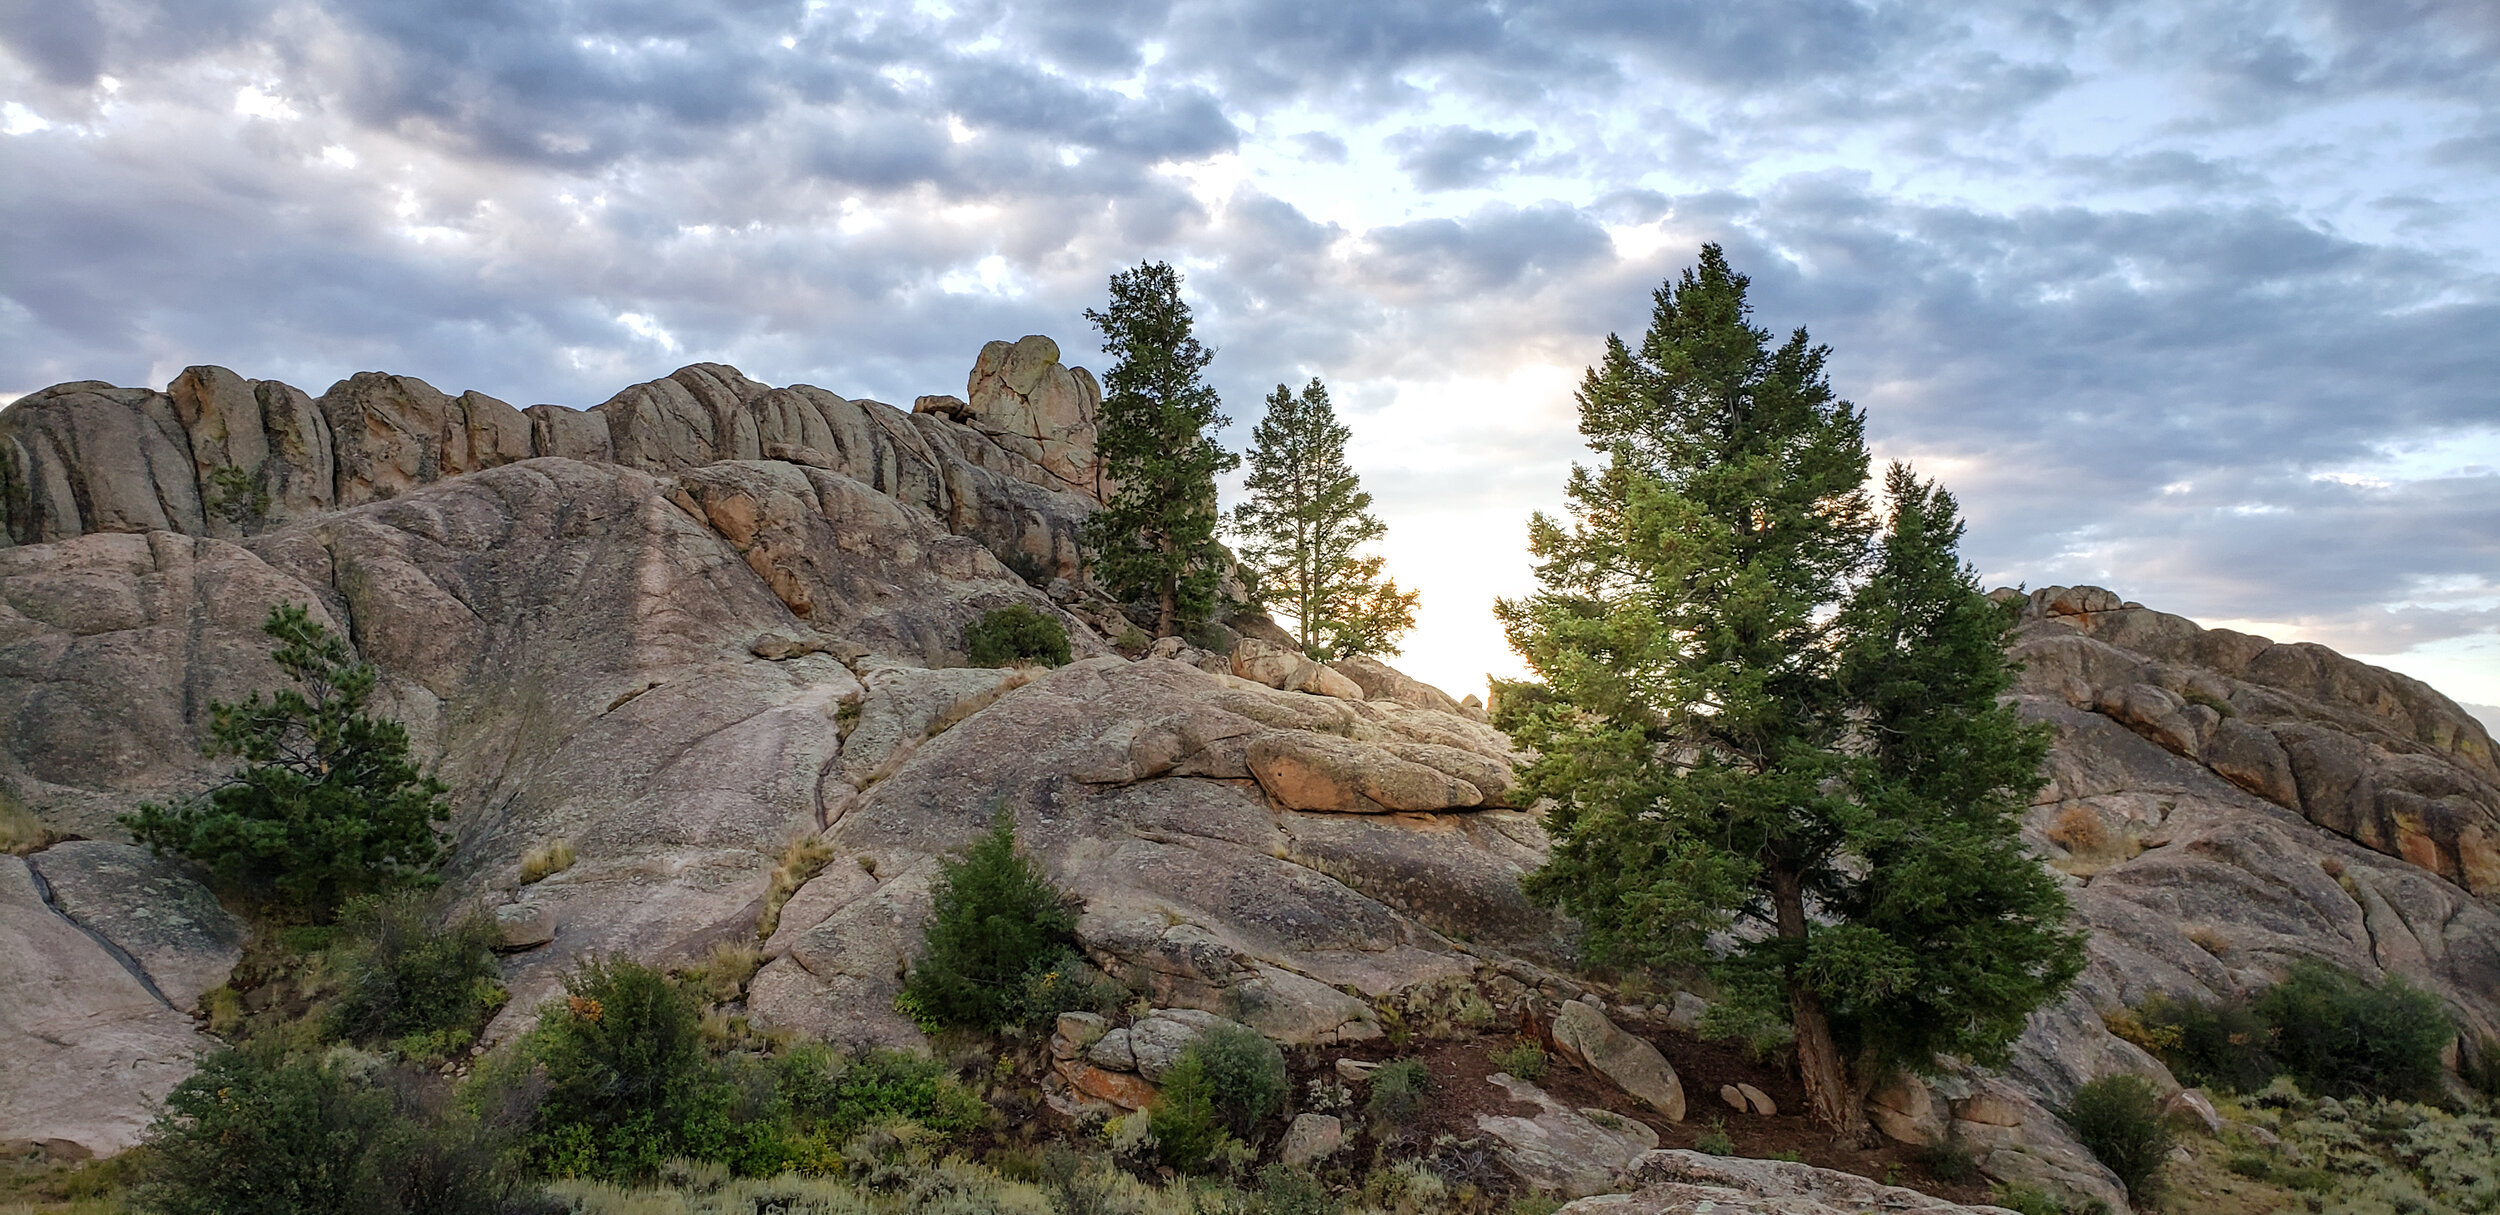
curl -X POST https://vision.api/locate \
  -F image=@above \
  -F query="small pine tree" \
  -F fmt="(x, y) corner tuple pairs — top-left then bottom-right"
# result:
(902, 808), (1082, 1030)
(121, 604), (446, 918)
(1231, 377), (1419, 659)
(1083, 261), (1239, 637)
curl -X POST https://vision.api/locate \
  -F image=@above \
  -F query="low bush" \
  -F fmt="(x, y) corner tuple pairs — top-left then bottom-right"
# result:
(777, 1045), (989, 1142)
(512, 958), (729, 1181)
(2256, 960), (2451, 1102)
(965, 606), (1072, 668)
(0, 787), (50, 855)
(1185, 1022), (1288, 1140)
(1490, 1041), (1547, 1082)
(326, 892), (508, 1062)
(1364, 1059), (1431, 1133)
(1249, 1164), (1339, 1215)
(2063, 1074), (2173, 1203)
(2136, 961), (2453, 1101)
(1693, 1117), (1734, 1157)
(519, 839), (576, 885)
(902, 810), (1083, 1031)
(135, 1043), (525, 1215)
(1148, 1056), (1228, 1173)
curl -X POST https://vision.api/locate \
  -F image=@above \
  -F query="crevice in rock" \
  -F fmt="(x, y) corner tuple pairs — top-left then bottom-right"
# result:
(24, 859), (174, 1009)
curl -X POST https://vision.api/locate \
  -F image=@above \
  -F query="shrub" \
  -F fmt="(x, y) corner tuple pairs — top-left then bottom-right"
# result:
(136, 1044), (524, 1215)
(519, 838), (575, 885)
(1915, 1140), (1975, 1182)
(1490, 1041), (1547, 1082)
(1250, 1164), (1338, 1215)
(1014, 946), (1128, 1027)
(2138, 992), (2274, 1094)
(518, 958), (727, 1180)
(777, 1045), (990, 1141)
(1364, 1059), (1431, 1132)
(1693, 1117), (1734, 1157)
(902, 810), (1081, 1031)
(966, 606), (1072, 668)
(120, 604), (446, 917)
(0, 787), (51, 855)
(326, 892), (508, 1062)
(2255, 960), (2451, 1102)
(1149, 1056), (1229, 1173)
(1988, 1184), (2065, 1215)
(2063, 1074), (2173, 1202)
(756, 835), (836, 940)
(1184, 1022), (1288, 1139)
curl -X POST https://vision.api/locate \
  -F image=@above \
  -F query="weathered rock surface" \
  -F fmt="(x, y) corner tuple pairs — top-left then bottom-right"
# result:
(1279, 1112), (1344, 1166)
(26, 841), (245, 1011)
(1475, 1072), (1659, 1197)
(0, 855), (213, 1156)
(1560, 1151), (2020, 1215)
(1550, 998), (1686, 1121)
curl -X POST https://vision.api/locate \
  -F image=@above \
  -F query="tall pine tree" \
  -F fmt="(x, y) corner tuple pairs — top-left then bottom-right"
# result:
(1496, 245), (2077, 1136)
(1083, 262), (1238, 637)
(1231, 377), (1419, 658)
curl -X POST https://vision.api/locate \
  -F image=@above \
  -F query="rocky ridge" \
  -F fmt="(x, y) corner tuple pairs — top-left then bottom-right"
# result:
(4, 348), (2499, 1213)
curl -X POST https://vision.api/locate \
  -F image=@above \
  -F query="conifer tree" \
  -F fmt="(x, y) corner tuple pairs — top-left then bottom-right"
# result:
(1232, 377), (1419, 658)
(1083, 262), (1238, 637)
(1495, 245), (2078, 1135)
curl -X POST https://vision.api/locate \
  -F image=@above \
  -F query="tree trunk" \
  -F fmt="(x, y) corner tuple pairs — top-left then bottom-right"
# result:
(1768, 864), (1868, 1140)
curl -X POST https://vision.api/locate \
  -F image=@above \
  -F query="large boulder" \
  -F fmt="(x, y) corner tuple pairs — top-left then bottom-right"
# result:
(27, 841), (245, 1012)
(1550, 998), (1686, 1121)
(1474, 1072), (1659, 1197)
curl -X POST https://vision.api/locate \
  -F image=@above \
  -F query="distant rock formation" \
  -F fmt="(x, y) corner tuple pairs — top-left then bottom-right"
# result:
(7, 344), (2500, 1215)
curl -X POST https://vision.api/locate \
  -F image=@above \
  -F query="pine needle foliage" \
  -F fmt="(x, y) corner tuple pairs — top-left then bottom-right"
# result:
(1083, 262), (1239, 637)
(1232, 378), (1418, 659)
(121, 603), (446, 918)
(1494, 245), (2079, 1135)
(902, 808), (1082, 1031)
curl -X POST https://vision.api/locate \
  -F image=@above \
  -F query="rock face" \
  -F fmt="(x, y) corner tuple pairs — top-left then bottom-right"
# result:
(0, 343), (1559, 1151)
(0, 855), (216, 1155)
(1900, 584), (2500, 1210)
(26, 841), (246, 1012)
(1562, 1151), (2021, 1215)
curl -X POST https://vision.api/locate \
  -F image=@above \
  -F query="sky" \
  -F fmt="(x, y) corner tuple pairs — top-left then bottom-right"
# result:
(2, 1), (2496, 725)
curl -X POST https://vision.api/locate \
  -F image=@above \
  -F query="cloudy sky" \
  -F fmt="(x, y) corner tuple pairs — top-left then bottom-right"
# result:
(3, 0), (2496, 722)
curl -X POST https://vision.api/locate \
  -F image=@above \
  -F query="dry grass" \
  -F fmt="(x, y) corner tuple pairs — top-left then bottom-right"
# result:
(519, 837), (576, 885)
(2048, 805), (2112, 854)
(691, 940), (765, 1005)
(0, 790), (52, 856)
(755, 834), (839, 941)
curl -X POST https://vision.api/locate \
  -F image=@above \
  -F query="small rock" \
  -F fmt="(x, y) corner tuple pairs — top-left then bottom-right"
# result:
(1720, 1085), (1748, 1112)
(1052, 1012), (1108, 1060)
(491, 902), (556, 950)
(1053, 1059), (1157, 1111)
(1736, 1083), (1776, 1117)
(1337, 1058), (1380, 1082)
(2162, 1088), (2223, 1136)
(1551, 998), (1685, 1120)
(1664, 992), (1708, 1033)
(1280, 1113), (1344, 1166)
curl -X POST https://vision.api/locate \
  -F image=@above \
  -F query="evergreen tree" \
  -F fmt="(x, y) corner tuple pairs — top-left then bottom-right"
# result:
(902, 809), (1081, 1031)
(1824, 464), (2084, 1088)
(1495, 246), (2077, 1135)
(122, 604), (445, 918)
(1083, 262), (1239, 637)
(1231, 377), (1419, 658)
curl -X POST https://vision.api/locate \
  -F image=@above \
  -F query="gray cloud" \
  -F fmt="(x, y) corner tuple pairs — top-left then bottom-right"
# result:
(2, 0), (2497, 701)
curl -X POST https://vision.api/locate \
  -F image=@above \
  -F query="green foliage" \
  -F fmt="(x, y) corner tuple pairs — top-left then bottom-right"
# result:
(207, 465), (271, 529)
(1364, 1059), (1431, 1132)
(1014, 947), (1128, 1027)
(775, 1044), (990, 1142)
(1693, 1117), (1734, 1157)
(1182, 1022), (1287, 1139)
(1148, 1056), (1229, 1173)
(2063, 1075), (2173, 1202)
(1915, 1140), (1975, 1182)
(1083, 261), (1239, 637)
(1230, 378), (1418, 660)
(2223, 1084), (2500, 1214)
(134, 1043), (521, 1215)
(1988, 1183), (2066, 1215)
(2256, 961), (2452, 1102)
(1493, 246), (2080, 1128)
(902, 810), (1083, 1031)
(326, 891), (507, 1062)
(515, 958), (728, 1181)
(2136, 962), (2454, 1101)
(1490, 1041), (1548, 1082)
(1248, 1164), (1338, 1215)
(121, 604), (447, 917)
(965, 605), (1073, 668)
